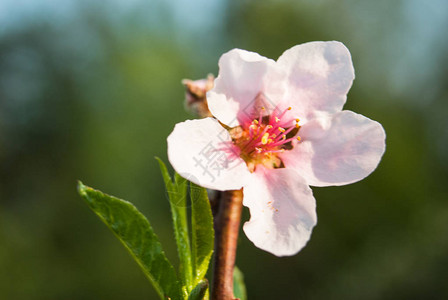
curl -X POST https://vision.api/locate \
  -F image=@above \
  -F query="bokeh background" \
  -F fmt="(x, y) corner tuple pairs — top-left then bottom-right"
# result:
(1, 0), (448, 299)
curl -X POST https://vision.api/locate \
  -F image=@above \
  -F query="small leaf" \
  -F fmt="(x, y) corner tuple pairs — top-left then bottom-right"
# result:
(157, 158), (193, 294)
(233, 266), (247, 300)
(190, 182), (214, 284)
(157, 156), (175, 192)
(188, 279), (209, 300)
(77, 181), (182, 300)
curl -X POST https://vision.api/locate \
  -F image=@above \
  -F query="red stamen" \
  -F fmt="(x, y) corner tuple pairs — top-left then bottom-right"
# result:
(273, 125), (296, 143)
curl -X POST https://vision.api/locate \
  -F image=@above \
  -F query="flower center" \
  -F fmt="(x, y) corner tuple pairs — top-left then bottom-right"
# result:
(229, 106), (301, 172)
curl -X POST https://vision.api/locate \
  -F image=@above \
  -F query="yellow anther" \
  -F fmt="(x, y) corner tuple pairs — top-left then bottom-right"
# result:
(295, 118), (300, 122)
(297, 136), (301, 141)
(261, 133), (269, 145)
(275, 117), (280, 122)
(266, 125), (273, 129)
(287, 107), (292, 110)
(271, 134), (277, 138)
(253, 119), (259, 124)
(268, 138), (273, 144)
(295, 123), (300, 128)
(261, 106), (266, 110)
(278, 127), (285, 132)
(281, 135), (286, 141)
(249, 124), (257, 130)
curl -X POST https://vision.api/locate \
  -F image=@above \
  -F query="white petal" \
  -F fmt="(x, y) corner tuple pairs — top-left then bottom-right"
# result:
(277, 41), (355, 122)
(243, 167), (317, 257)
(167, 118), (251, 191)
(207, 49), (285, 127)
(281, 111), (386, 187)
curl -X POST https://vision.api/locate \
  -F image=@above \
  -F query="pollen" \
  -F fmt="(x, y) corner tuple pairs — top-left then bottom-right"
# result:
(278, 127), (286, 132)
(261, 133), (270, 145)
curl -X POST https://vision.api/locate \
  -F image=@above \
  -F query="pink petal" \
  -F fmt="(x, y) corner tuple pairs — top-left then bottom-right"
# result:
(207, 49), (285, 127)
(281, 110), (386, 187)
(167, 118), (251, 191)
(242, 167), (317, 257)
(276, 41), (355, 122)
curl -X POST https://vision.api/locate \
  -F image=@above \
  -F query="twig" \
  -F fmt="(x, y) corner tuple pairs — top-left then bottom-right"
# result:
(211, 189), (243, 300)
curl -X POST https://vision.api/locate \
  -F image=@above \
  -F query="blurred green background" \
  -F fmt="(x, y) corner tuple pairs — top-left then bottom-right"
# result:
(1, 0), (447, 299)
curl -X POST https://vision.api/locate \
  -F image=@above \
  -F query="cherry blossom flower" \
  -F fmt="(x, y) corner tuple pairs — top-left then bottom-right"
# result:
(167, 41), (386, 256)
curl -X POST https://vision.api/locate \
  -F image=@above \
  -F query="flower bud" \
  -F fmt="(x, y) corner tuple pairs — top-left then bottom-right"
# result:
(182, 74), (214, 118)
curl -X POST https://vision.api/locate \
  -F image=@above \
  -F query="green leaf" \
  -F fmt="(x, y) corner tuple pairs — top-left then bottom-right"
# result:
(233, 266), (247, 300)
(77, 181), (182, 300)
(156, 157), (193, 293)
(187, 279), (209, 300)
(190, 182), (214, 284)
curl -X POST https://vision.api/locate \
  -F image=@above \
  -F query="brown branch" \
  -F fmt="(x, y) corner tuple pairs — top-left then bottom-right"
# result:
(211, 189), (243, 300)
